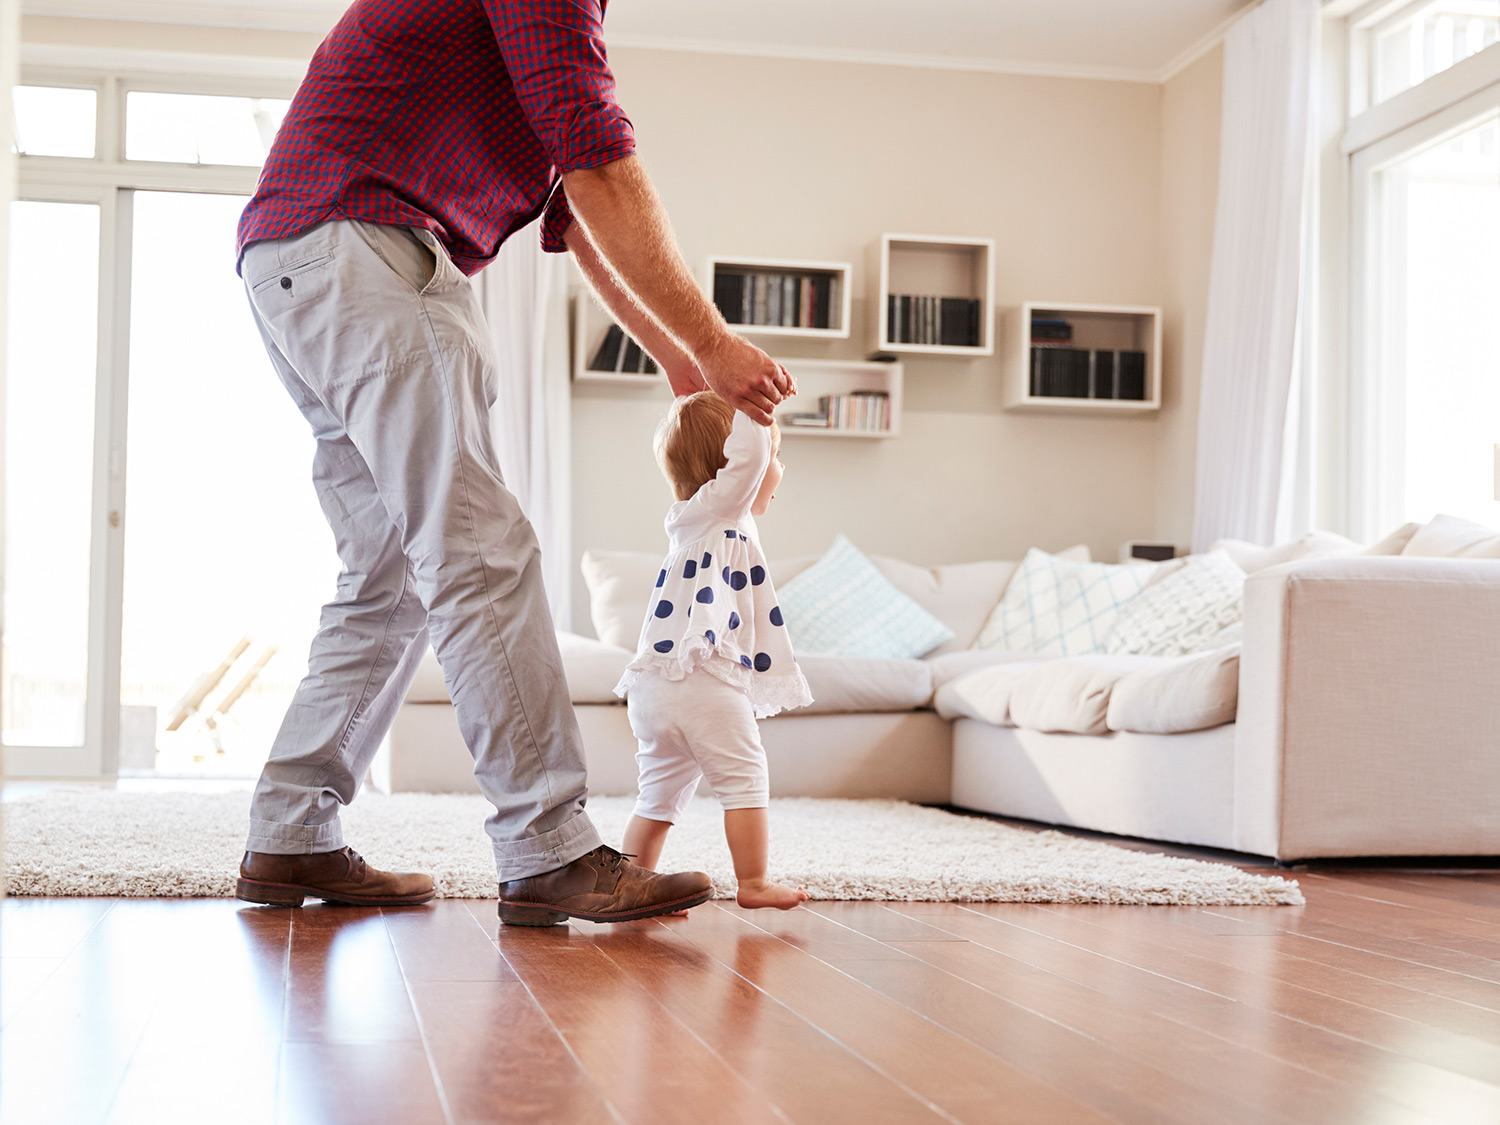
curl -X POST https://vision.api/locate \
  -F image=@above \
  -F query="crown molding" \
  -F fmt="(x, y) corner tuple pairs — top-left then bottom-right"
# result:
(1153, 1), (1262, 82)
(605, 34), (1162, 85)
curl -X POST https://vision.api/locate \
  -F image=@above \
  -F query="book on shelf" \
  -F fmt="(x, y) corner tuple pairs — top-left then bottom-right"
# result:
(886, 294), (982, 347)
(1028, 346), (1147, 401)
(713, 268), (841, 331)
(588, 324), (658, 375)
(798, 391), (891, 433)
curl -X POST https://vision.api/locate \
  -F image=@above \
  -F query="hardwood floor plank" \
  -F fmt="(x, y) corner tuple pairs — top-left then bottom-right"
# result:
(674, 903), (1152, 1125)
(948, 903), (1500, 1112)
(408, 979), (618, 1125)
(560, 910), (965, 1125)
(493, 922), (789, 1125)
(0, 896), (116, 958)
(382, 901), (517, 983)
(285, 905), (421, 1043)
(279, 1041), (448, 1125)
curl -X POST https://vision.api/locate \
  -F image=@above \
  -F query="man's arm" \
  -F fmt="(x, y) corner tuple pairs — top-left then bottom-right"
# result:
(561, 155), (793, 423)
(565, 222), (706, 397)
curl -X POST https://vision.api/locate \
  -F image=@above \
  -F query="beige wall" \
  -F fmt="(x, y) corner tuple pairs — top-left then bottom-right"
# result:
(572, 47), (1218, 632)
(1155, 46), (1224, 550)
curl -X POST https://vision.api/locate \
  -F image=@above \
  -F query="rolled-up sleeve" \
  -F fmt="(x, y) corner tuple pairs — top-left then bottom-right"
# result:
(486, 0), (637, 174)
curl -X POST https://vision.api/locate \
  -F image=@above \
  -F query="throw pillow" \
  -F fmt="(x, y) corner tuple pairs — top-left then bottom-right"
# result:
(974, 549), (1161, 657)
(777, 535), (954, 659)
(1104, 549), (1246, 658)
(1400, 513), (1500, 559)
(1210, 530), (1358, 574)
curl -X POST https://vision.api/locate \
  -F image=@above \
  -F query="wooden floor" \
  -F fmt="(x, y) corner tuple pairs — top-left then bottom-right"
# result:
(6, 863), (1500, 1124)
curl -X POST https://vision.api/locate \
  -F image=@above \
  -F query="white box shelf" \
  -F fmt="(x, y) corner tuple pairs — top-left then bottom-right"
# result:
(1002, 301), (1161, 414)
(570, 293), (666, 387)
(703, 256), (852, 339)
(871, 233), (994, 356)
(774, 358), (902, 440)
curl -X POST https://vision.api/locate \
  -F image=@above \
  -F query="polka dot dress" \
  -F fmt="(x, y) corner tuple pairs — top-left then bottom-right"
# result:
(616, 411), (813, 719)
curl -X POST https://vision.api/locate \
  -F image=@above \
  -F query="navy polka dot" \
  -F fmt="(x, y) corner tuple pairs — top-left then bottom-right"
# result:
(730, 571), (748, 591)
(701, 551), (712, 568)
(696, 588), (714, 604)
(724, 529), (736, 539)
(728, 612), (741, 630)
(705, 629), (716, 644)
(654, 640), (674, 654)
(655, 569), (666, 588)
(739, 533), (747, 541)
(754, 652), (772, 672)
(654, 600), (674, 619)
(750, 566), (766, 585)
(740, 655), (753, 669)
(769, 606), (784, 627)
(721, 566), (730, 584)
(683, 560), (697, 580)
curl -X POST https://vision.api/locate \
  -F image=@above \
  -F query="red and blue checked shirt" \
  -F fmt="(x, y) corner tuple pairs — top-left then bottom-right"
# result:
(236, 0), (634, 275)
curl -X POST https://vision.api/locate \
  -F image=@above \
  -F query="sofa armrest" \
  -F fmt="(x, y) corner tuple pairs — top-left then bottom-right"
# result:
(403, 631), (632, 706)
(1235, 556), (1500, 858)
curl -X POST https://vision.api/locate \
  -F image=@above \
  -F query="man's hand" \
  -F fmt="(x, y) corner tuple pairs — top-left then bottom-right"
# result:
(698, 334), (794, 425)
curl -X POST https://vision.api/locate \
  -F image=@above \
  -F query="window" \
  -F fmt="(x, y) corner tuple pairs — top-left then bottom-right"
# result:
(125, 91), (291, 166)
(11, 85), (97, 157)
(1368, 1), (1500, 105)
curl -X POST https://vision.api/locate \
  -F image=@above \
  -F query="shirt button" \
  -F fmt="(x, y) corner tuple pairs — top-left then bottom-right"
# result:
(280, 277), (292, 290)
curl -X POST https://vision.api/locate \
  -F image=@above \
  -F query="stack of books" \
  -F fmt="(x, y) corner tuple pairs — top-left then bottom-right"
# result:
(589, 325), (658, 375)
(782, 392), (891, 433)
(1029, 346), (1148, 400)
(887, 295), (982, 347)
(713, 270), (841, 331)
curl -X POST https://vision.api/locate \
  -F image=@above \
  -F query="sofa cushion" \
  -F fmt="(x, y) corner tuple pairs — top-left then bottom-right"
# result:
(581, 549), (660, 649)
(404, 632), (633, 706)
(1211, 530), (1360, 573)
(794, 654), (933, 714)
(1104, 549), (1246, 658)
(925, 648), (1036, 695)
(932, 661), (1040, 725)
(873, 546), (1088, 655)
(975, 549), (1161, 657)
(1401, 514), (1500, 559)
(1008, 655), (1158, 735)
(777, 535), (954, 659)
(1362, 521), (1422, 556)
(1107, 644), (1241, 734)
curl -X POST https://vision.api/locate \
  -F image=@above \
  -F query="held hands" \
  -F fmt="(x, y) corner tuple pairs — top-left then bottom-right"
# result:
(698, 332), (797, 425)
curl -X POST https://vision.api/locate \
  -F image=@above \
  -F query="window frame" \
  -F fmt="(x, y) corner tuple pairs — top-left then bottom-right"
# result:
(7, 60), (294, 778)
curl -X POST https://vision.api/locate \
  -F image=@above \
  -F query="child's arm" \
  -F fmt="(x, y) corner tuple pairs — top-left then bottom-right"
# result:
(698, 411), (772, 518)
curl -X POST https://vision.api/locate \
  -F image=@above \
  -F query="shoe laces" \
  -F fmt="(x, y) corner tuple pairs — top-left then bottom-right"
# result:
(594, 846), (636, 872)
(340, 847), (368, 881)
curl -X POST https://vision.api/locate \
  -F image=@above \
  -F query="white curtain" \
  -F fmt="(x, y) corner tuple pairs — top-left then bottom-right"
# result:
(1191, 0), (1320, 552)
(474, 223), (575, 630)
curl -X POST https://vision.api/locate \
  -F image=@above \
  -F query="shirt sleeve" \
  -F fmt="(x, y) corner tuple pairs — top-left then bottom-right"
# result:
(485, 0), (637, 175)
(699, 411), (773, 518)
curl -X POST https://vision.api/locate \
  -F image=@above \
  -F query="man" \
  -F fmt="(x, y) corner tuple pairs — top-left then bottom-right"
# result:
(233, 0), (792, 925)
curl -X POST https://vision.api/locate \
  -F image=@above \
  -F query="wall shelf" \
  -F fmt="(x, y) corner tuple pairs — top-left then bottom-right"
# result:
(570, 293), (666, 387)
(870, 233), (994, 356)
(774, 358), (902, 439)
(1001, 301), (1161, 414)
(703, 255), (852, 339)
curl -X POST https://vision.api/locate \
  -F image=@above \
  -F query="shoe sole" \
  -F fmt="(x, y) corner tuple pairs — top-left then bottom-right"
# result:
(235, 877), (436, 908)
(497, 887), (714, 927)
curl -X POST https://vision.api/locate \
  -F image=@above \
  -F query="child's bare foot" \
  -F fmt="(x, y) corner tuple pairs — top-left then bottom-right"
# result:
(736, 878), (810, 910)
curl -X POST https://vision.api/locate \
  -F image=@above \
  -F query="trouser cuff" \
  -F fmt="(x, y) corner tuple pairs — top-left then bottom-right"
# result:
(246, 817), (344, 855)
(493, 810), (603, 881)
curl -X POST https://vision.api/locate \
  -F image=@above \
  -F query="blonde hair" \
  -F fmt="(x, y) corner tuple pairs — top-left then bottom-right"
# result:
(654, 392), (779, 501)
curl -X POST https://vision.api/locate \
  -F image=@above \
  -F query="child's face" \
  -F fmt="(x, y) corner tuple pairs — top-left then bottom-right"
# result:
(751, 436), (783, 516)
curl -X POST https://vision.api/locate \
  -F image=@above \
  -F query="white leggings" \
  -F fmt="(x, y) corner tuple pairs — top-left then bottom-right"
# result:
(625, 669), (769, 823)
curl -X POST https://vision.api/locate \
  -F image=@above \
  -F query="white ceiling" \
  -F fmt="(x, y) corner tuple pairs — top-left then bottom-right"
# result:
(23, 0), (1258, 82)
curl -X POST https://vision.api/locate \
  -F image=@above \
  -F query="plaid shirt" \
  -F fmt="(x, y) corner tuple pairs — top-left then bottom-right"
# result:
(236, 0), (634, 275)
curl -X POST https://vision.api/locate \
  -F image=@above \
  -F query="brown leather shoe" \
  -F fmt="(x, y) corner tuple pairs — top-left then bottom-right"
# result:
(236, 847), (435, 907)
(497, 846), (712, 926)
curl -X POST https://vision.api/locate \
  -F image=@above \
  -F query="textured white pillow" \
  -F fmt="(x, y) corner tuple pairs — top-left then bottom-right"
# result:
(974, 549), (1161, 657)
(1401, 514), (1500, 559)
(1211, 530), (1358, 574)
(777, 535), (954, 659)
(1104, 549), (1246, 658)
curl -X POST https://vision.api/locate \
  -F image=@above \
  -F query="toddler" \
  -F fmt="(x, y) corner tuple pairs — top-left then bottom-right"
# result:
(615, 391), (813, 910)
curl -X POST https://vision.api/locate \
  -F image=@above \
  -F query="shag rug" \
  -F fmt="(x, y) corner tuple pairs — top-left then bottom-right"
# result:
(2, 789), (1303, 905)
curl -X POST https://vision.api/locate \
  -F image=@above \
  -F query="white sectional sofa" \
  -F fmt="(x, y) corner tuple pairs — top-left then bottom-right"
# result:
(382, 527), (1500, 861)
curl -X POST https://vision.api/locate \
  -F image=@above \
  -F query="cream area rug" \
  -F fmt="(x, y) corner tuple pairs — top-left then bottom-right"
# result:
(2, 789), (1303, 905)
